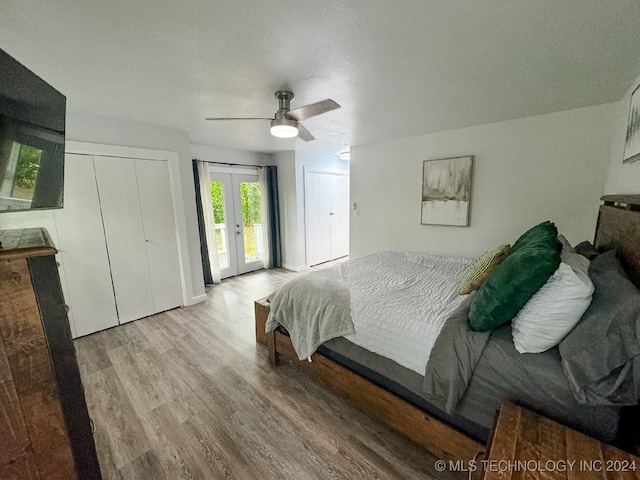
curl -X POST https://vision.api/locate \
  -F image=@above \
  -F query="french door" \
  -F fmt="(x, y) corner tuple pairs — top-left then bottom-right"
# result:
(210, 172), (264, 278)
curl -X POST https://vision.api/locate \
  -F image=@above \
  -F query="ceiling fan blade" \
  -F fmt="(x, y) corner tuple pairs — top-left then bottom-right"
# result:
(205, 117), (272, 121)
(297, 123), (315, 142)
(286, 99), (340, 121)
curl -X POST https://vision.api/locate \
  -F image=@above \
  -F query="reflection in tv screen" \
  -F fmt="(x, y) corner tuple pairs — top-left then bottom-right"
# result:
(0, 48), (66, 213)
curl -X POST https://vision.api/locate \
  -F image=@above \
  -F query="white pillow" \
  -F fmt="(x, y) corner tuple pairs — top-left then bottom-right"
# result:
(511, 244), (594, 354)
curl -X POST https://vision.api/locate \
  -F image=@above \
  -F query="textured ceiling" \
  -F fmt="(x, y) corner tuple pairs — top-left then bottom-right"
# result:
(2, 0), (640, 155)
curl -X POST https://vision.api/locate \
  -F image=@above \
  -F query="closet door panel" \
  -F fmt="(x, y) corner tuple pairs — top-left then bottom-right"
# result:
(134, 159), (183, 313)
(93, 156), (154, 323)
(330, 174), (350, 259)
(53, 154), (119, 337)
(306, 172), (332, 266)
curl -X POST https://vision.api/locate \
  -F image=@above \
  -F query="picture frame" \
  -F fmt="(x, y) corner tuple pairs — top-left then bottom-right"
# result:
(421, 156), (473, 226)
(624, 83), (640, 164)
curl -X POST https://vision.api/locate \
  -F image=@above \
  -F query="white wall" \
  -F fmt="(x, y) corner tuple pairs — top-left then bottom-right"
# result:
(274, 151), (350, 270)
(191, 144), (272, 166)
(604, 73), (640, 194)
(65, 113), (206, 305)
(350, 103), (616, 259)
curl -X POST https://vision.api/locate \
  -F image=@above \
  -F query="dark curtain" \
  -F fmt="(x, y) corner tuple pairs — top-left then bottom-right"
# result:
(265, 165), (282, 269)
(192, 160), (213, 284)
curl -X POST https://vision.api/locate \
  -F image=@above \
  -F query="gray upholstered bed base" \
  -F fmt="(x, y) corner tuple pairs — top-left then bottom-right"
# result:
(319, 328), (621, 444)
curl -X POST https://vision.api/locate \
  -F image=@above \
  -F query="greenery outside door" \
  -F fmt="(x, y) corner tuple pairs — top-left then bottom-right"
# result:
(210, 172), (263, 278)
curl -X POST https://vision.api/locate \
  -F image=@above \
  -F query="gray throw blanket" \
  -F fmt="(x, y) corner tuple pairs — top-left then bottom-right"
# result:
(266, 265), (354, 360)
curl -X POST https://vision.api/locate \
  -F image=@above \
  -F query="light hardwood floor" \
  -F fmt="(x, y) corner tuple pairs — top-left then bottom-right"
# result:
(75, 262), (460, 480)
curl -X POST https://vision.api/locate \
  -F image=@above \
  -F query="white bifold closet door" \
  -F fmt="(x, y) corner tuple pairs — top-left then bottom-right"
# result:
(328, 173), (350, 259)
(93, 156), (155, 323)
(306, 172), (332, 266)
(134, 159), (183, 313)
(306, 171), (350, 266)
(0, 152), (183, 337)
(54, 154), (119, 336)
(93, 156), (182, 324)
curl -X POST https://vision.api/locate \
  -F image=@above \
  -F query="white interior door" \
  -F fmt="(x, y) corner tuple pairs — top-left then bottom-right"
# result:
(210, 172), (264, 279)
(306, 172), (332, 266)
(330, 174), (350, 259)
(93, 155), (155, 323)
(305, 171), (350, 266)
(134, 159), (183, 312)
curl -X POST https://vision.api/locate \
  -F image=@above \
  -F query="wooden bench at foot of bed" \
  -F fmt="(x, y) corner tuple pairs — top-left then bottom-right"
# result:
(254, 297), (484, 465)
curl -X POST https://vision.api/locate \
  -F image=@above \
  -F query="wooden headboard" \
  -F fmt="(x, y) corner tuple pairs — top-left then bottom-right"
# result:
(594, 195), (640, 253)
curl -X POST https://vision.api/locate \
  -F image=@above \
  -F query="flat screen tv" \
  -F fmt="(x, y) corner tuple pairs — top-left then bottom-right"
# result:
(0, 48), (65, 212)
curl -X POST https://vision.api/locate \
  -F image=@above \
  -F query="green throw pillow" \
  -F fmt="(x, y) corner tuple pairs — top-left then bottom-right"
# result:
(468, 221), (562, 331)
(459, 244), (510, 294)
(511, 220), (559, 252)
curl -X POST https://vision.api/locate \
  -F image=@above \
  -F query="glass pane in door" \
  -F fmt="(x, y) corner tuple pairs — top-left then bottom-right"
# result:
(210, 181), (229, 269)
(239, 181), (263, 263)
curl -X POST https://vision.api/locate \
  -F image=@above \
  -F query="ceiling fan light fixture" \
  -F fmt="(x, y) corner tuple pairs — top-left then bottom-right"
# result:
(207, 90), (340, 143)
(270, 117), (298, 138)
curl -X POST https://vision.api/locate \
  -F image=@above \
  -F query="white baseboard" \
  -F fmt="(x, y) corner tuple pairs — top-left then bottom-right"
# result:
(282, 263), (309, 272)
(186, 293), (207, 306)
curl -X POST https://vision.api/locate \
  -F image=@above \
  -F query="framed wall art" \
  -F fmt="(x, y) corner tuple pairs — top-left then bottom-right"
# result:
(624, 83), (640, 164)
(421, 156), (473, 226)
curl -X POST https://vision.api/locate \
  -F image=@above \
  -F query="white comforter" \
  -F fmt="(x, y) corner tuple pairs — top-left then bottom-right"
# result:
(342, 250), (473, 375)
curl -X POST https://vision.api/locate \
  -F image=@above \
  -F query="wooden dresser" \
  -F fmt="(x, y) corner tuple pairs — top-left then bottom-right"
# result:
(0, 228), (101, 479)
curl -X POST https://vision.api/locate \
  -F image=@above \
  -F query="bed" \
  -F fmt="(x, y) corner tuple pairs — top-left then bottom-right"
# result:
(255, 194), (640, 462)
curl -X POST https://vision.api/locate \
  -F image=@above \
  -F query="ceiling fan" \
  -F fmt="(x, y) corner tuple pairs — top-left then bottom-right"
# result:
(206, 90), (340, 142)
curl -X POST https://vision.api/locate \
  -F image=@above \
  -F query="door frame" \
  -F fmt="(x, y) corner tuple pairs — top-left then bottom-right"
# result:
(303, 167), (350, 267)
